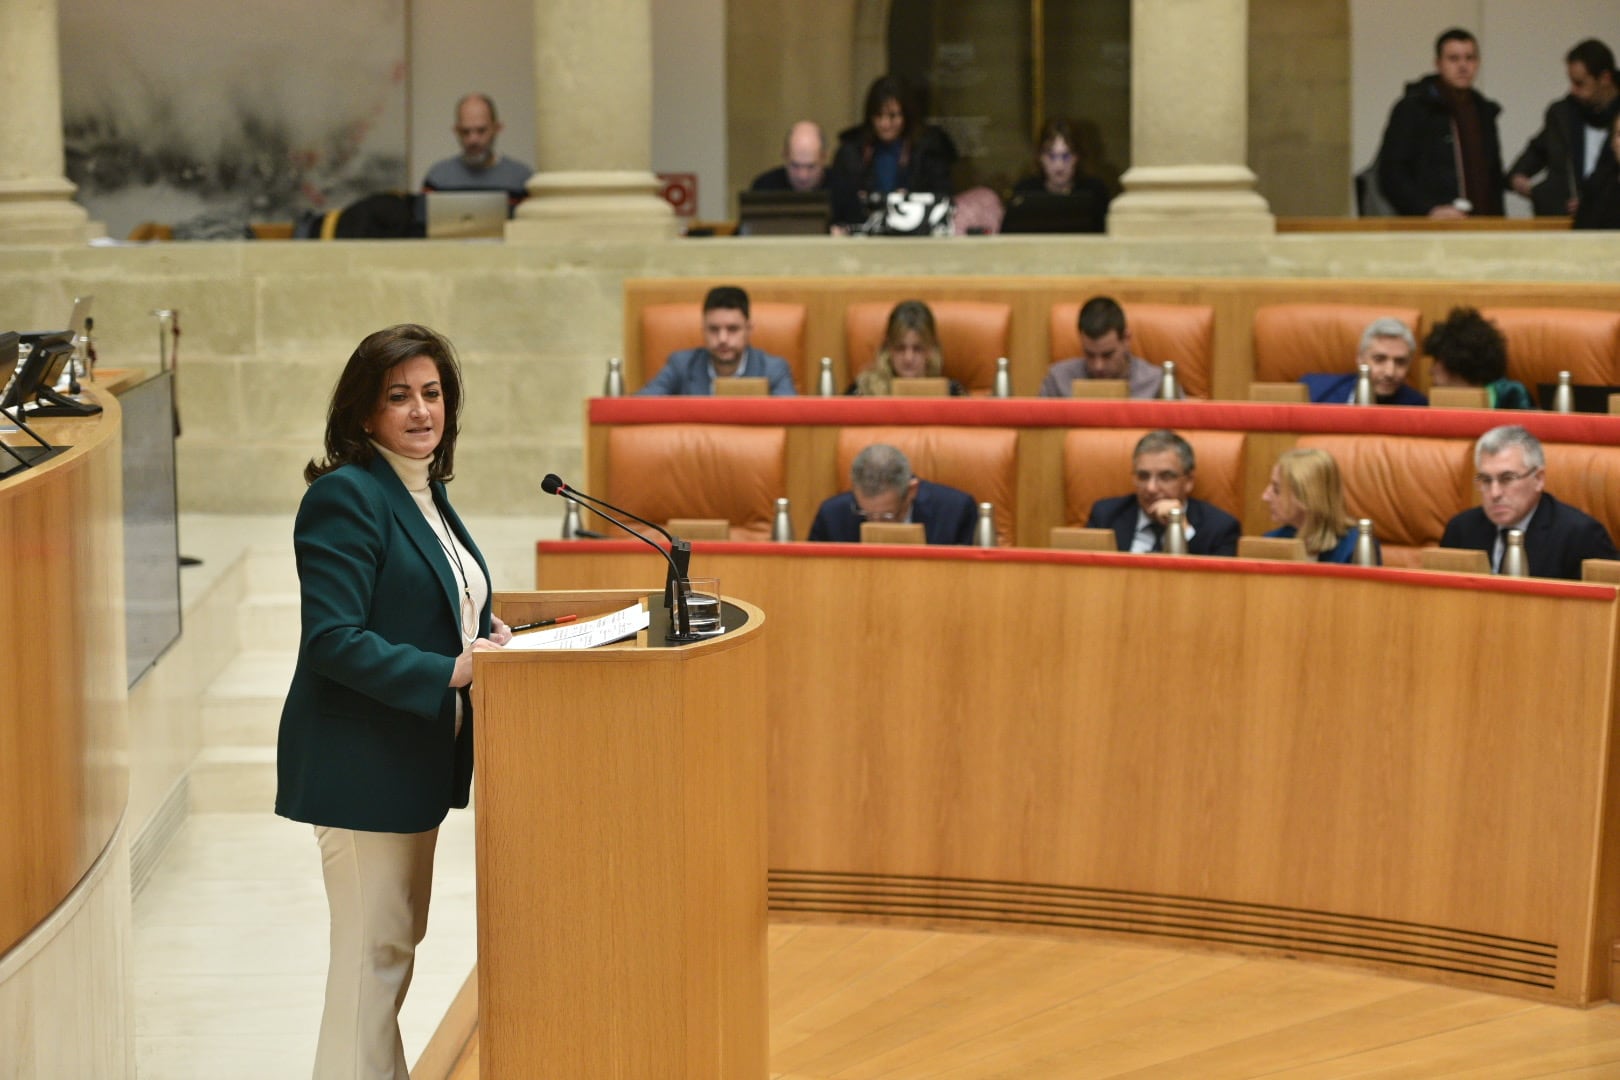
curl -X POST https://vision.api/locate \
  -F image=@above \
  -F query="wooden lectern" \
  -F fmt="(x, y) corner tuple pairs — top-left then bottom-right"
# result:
(471, 589), (768, 1079)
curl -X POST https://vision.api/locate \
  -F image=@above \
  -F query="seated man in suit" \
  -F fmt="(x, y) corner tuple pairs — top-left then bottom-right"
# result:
(1039, 295), (1165, 399)
(1440, 424), (1618, 579)
(809, 443), (976, 545)
(1301, 317), (1428, 405)
(635, 285), (798, 396)
(1085, 429), (1241, 555)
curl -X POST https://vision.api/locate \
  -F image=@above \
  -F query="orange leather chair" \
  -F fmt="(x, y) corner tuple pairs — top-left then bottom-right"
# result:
(1061, 429), (1247, 526)
(833, 426), (1017, 544)
(1048, 302), (1215, 399)
(1477, 307), (1620, 389)
(1252, 303), (1424, 385)
(639, 301), (808, 392)
(1293, 435), (1475, 568)
(844, 301), (1012, 394)
(1542, 442), (1620, 548)
(604, 424), (786, 541)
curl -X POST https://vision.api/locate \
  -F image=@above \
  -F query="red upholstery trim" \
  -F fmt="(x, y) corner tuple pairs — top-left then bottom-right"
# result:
(535, 540), (1613, 601)
(590, 397), (1620, 444)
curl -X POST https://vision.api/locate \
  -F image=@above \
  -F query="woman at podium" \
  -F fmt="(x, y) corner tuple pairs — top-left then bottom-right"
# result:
(274, 324), (511, 1078)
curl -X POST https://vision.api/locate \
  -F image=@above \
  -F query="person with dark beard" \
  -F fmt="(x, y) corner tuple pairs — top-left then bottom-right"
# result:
(1376, 28), (1505, 218)
(1509, 39), (1620, 217)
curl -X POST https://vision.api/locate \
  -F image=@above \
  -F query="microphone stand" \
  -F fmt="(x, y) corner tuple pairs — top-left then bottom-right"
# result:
(543, 476), (693, 619)
(545, 484), (699, 642)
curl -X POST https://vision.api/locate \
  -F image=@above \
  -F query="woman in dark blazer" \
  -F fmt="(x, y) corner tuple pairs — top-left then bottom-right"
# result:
(276, 324), (510, 1079)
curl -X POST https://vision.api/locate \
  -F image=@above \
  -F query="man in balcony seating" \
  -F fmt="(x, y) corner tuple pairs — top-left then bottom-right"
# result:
(422, 93), (532, 206)
(1039, 295), (1164, 399)
(635, 285), (798, 396)
(809, 443), (976, 545)
(1301, 317), (1428, 406)
(1375, 27), (1504, 218)
(1440, 425), (1617, 579)
(1085, 429), (1241, 556)
(750, 121), (829, 193)
(1508, 39), (1619, 217)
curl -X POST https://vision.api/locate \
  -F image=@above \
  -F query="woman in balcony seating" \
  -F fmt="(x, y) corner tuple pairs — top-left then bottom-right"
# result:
(1262, 447), (1377, 564)
(1423, 306), (1533, 409)
(852, 299), (965, 396)
(828, 74), (957, 231)
(1012, 118), (1114, 207)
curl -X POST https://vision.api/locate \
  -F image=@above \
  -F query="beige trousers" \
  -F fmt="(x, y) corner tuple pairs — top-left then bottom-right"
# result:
(312, 825), (439, 1080)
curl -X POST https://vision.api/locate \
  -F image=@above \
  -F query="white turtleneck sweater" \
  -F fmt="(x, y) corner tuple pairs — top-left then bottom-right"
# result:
(372, 442), (488, 732)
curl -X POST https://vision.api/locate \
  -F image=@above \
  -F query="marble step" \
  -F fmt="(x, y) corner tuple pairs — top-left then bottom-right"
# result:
(236, 594), (301, 653)
(189, 746), (277, 813)
(201, 651), (295, 748)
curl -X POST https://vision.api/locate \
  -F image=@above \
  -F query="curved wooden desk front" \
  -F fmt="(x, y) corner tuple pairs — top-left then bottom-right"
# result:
(0, 389), (127, 959)
(537, 541), (1620, 1006)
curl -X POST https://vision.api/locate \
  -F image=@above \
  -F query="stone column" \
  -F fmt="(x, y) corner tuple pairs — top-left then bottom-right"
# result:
(507, 0), (675, 244)
(1107, 0), (1272, 237)
(0, 0), (90, 244)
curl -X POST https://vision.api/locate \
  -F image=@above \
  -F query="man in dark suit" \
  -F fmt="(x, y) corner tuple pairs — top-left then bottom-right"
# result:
(1085, 429), (1241, 556)
(809, 443), (976, 545)
(1440, 425), (1618, 579)
(1301, 317), (1428, 406)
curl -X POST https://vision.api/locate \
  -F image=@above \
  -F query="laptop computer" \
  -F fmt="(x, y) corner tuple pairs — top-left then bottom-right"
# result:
(1000, 191), (1106, 234)
(736, 190), (830, 236)
(1535, 382), (1620, 413)
(424, 191), (508, 239)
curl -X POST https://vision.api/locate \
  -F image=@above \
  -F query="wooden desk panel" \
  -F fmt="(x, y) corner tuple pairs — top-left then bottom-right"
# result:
(0, 391), (127, 958)
(536, 542), (1620, 1004)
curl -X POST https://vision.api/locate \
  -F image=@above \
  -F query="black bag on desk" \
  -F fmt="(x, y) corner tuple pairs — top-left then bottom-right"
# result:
(860, 192), (953, 236)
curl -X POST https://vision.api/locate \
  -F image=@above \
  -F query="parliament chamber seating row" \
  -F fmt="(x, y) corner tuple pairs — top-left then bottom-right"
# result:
(586, 399), (1620, 568)
(625, 277), (1620, 401)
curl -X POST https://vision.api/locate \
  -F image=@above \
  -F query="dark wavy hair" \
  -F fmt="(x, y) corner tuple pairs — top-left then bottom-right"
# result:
(305, 324), (464, 484)
(1423, 306), (1508, 387)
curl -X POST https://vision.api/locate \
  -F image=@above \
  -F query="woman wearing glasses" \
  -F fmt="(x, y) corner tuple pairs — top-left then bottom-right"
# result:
(1013, 118), (1113, 207)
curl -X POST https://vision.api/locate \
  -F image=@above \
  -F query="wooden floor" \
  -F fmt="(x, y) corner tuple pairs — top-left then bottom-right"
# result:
(424, 920), (1620, 1079)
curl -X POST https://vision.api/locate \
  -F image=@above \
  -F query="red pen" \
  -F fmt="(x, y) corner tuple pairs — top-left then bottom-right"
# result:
(509, 614), (578, 633)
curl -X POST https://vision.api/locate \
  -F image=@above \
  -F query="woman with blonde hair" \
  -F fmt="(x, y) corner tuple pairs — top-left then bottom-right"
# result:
(852, 299), (964, 396)
(1261, 447), (1378, 564)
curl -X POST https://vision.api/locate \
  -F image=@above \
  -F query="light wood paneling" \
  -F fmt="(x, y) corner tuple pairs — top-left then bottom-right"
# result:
(471, 592), (768, 1078)
(427, 922), (1620, 1080)
(537, 545), (1620, 1005)
(0, 388), (128, 959)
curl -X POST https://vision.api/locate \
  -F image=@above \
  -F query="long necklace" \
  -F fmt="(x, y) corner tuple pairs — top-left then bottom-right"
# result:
(430, 499), (478, 646)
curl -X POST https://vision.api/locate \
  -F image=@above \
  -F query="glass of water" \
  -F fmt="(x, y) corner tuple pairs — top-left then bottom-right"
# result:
(682, 577), (723, 636)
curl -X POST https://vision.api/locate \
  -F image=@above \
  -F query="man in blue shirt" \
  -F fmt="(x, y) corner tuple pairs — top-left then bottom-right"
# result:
(636, 286), (798, 395)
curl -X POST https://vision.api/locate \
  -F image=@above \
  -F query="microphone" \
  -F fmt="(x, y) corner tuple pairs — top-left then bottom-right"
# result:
(540, 474), (698, 641)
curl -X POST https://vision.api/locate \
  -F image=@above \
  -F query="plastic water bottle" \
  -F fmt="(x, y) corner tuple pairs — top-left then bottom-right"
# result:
(1552, 370), (1574, 414)
(771, 497), (794, 542)
(974, 502), (996, 547)
(604, 357), (625, 397)
(562, 501), (583, 540)
(1501, 528), (1527, 577)
(1352, 518), (1377, 567)
(1164, 506), (1189, 555)
(1353, 363), (1373, 405)
(817, 357), (836, 397)
(1158, 360), (1181, 401)
(992, 357), (1011, 399)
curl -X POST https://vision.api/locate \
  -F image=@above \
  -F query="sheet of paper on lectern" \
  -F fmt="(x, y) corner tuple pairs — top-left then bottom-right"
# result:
(502, 603), (648, 650)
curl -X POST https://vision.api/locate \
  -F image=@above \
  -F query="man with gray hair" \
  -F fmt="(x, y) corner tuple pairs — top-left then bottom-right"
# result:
(1302, 317), (1428, 406)
(1439, 424), (1616, 579)
(808, 443), (977, 544)
(1085, 429), (1241, 556)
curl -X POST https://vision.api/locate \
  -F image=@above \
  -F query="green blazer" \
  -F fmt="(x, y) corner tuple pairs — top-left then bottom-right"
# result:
(275, 456), (491, 833)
